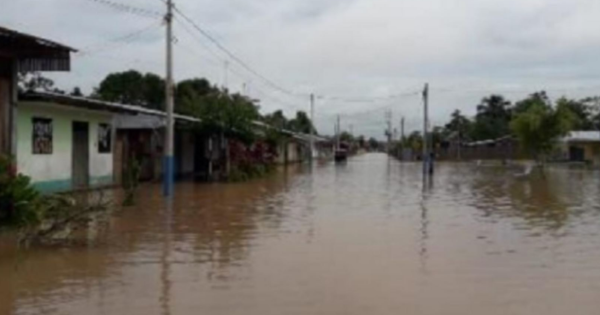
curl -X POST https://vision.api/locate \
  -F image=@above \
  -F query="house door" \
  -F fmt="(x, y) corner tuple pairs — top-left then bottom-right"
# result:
(569, 146), (585, 162)
(194, 136), (209, 180)
(72, 121), (89, 189)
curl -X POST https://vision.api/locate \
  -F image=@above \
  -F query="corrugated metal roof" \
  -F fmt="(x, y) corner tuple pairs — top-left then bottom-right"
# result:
(20, 91), (200, 123)
(561, 131), (600, 142)
(0, 25), (75, 71)
(0, 26), (76, 52)
(22, 92), (325, 142)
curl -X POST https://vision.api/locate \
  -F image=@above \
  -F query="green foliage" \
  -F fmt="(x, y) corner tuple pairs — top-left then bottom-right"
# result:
(288, 111), (317, 134)
(357, 135), (366, 148)
(122, 157), (142, 206)
(263, 110), (288, 130)
(70, 87), (83, 97)
(406, 131), (423, 151)
(0, 156), (42, 228)
(555, 97), (594, 130)
(94, 70), (165, 109)
(177, 81), (260, 144)
(339, 131), (354, 143)
(262, 110), (290, 147)
(510, 100), (576, 161)
(368, 137), (379, 150)
(471, 95), (512, 141)
(444, 109), (472, 141)
(513, 91), (550, 115)
(228, 164), (274, 182)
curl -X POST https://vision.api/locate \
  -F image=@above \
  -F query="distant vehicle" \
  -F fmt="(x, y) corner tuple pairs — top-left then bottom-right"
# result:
(335, 142), (349, 163)
(335, 148), (348, 163)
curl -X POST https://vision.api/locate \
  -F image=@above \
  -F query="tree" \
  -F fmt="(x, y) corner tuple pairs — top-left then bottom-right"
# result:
(288, 111), (317, 134)
(510, 100), (576, 162)
(555, 97), (594, 130)
(368, 137), (379, 151)
(357, 135), (366, 148)
(513, 91), (551, 115)
(444, 109), (472, 141)
(581, 96), (600, 130)
(471, 95), (512, 140)
(95, 70), (165, 109)
(263, 110), (288, 130)
(70, 87), (83, 97)
(339, 131), (354, 143)
(175, 78), (215, 115)
(406, 131), (423, 152)
(181, 87), (260, 144)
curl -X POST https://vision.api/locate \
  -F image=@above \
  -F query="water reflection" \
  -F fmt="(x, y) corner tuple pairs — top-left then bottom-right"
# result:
(2, 157), (600, 314)
(468, 168), (578, 233)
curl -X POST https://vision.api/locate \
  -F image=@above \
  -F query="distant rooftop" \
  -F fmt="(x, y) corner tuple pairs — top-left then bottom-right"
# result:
(562, 131), (600, 143)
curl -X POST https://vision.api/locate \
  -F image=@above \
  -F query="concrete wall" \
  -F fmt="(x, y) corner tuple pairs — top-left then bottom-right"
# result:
(0, 59), (11, 155)
(275, 140), (303, 165)
(0, 77), (9, 155)
(17, 102), (114, 193)
(566, 142), (600, 166)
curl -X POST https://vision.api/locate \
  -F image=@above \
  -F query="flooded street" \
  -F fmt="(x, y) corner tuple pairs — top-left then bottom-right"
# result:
(2, 153), (600, 314)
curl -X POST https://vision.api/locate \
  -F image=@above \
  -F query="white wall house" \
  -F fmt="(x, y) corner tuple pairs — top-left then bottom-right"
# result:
(17, 92), (202, 193)
(17, 100), (115, 193)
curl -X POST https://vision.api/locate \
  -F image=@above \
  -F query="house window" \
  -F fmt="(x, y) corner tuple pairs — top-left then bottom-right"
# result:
(98, 123), (112, 153)
(32, 117), (53, 154)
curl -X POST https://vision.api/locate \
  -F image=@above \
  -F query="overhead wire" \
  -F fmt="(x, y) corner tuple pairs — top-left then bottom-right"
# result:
(81, 0), (163, 18)
(76, 21), (162, 57)
(171, 6), (306, 98)
(173, 14), (309, 111)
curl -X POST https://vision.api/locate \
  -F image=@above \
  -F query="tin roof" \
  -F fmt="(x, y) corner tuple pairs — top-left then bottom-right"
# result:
(21, 91), (325, 141)
(561, 131), (600, 143)
(20, 91), (200, 123)
(0, 25), (76, 71)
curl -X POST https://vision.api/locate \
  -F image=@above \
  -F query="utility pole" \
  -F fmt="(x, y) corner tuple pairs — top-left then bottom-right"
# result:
(163, 0), (175, 197)
(422, 83), (429, 176)
(401, 117), (405, 142)
(310, 93), (315, 161)
(386, 110), (392, 154)
(336, 115), (341, 150)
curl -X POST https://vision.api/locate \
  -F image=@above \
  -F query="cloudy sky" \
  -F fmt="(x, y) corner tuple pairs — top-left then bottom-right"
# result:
(4, 0), (600, 138)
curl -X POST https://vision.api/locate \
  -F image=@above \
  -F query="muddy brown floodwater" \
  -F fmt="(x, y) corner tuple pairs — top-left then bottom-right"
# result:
(2, 153), (600, 314)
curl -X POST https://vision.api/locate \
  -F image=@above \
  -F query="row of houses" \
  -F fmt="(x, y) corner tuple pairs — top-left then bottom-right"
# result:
(1, 26), (331, 194)
(435, 133), (600, 165)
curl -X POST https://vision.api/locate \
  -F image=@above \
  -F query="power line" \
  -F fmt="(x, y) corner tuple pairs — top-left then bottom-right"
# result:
(76, 22), (162, 57)
(171, 6), (306, 98)
(318, 90), (422, 103)
(82, 0), (162, 18)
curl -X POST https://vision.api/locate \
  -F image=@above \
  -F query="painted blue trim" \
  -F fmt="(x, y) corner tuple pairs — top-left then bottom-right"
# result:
(32, 175), (113, 194)
(163, 156), (175, 196)
(33, 179), (72, 194)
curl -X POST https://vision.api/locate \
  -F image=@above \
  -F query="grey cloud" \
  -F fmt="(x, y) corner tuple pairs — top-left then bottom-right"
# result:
(4, 0), (600, 138)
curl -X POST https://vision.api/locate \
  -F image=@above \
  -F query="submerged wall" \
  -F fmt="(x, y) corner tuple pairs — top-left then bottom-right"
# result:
(16, 102), (114, 193)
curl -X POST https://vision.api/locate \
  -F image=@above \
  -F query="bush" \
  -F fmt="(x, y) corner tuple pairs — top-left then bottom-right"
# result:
(0, 155), (42, 228)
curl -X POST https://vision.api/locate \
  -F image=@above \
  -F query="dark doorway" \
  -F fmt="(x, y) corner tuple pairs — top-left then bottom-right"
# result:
(194, 136), (210, 181)
(72, 121), (89, 189)
(569, 145), (585, 162)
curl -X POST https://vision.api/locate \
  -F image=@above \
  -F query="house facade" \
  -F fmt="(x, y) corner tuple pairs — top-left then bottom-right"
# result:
(0, 26), (75, 158)
(559, 131), (600, 166)
(17, 94), (116, 192)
